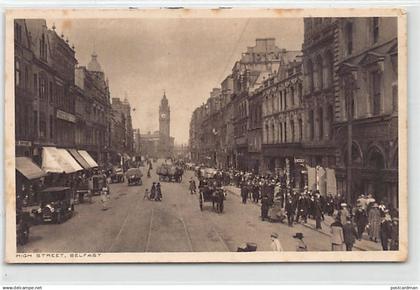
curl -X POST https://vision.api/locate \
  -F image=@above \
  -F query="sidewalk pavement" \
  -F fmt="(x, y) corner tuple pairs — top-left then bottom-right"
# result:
(223, 185), (382, 251)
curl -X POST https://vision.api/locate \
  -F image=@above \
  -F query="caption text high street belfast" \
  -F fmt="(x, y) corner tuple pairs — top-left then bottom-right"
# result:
(13, 15), (400, 255)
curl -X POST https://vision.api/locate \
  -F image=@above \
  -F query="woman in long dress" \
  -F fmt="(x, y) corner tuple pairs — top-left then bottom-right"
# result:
(368, 203), (381, 242)
(330, 217), (344, 251)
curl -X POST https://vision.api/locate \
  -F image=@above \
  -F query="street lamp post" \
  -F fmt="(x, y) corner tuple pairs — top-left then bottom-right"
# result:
(345, 72), (357, 205)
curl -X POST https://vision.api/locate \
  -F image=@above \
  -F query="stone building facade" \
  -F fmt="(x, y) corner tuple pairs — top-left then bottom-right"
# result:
(301, 18), (337, 195)
(14, 19), (35, 158)
(16, 19), (78, 165)
(75, 52), (111, 166)
(110, 97), (134, 163)
(261, 59), (305, 189)
(334, 17), (398, 206)
(231, 38), (298, 171)
(189, 20), (399, 208)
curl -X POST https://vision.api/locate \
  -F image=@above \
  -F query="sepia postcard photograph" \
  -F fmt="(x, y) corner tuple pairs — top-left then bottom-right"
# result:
(4, 8), (407, 263)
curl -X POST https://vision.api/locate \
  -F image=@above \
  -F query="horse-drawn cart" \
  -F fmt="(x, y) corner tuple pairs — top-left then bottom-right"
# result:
(198, 168), (224, 213)
(156, 164), (184, 182)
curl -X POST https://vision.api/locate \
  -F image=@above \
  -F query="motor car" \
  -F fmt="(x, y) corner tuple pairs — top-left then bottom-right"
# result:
(75, 177), (91, 203)
(32, 187), (75, 224)
(91, 174), (107, 195)
(126, 168), (143, 186)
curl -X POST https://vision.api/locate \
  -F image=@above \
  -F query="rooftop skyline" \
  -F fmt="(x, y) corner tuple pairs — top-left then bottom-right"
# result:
(47, 18), (303, 144)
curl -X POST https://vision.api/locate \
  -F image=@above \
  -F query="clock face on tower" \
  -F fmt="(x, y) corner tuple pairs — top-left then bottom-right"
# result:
(161, 113), (166, 119)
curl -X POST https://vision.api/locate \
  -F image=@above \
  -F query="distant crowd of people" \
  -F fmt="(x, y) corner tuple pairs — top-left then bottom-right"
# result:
(193, 167), (399, 251)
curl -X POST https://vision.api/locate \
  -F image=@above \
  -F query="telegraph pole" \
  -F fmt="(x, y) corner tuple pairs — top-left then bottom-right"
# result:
(345, 73), (356, 205)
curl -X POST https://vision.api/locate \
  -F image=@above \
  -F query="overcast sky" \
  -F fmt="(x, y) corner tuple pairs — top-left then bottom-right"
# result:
(47, 18), (303, 144)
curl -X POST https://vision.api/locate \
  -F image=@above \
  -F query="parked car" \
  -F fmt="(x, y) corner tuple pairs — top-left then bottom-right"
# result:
(75, 177), (91, 203)
(110, 168), (124, 183)
(16, 211), (30, 245)
(32, 187), (75, 224)
(126, 168), (143, 186)
(91, 174), (107, 195)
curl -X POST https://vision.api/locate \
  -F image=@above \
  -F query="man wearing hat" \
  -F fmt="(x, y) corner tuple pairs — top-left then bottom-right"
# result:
(390, 217), (399, 250)
(293, 233), (307, 251)
(270, 233), (283, 251)
(380, 212), (393, 250)
(343, 217), (358, 251)
(339, 203), (350, 226)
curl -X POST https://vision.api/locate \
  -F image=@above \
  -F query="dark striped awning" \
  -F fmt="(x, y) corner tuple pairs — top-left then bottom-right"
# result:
(68, 149), (91, 169)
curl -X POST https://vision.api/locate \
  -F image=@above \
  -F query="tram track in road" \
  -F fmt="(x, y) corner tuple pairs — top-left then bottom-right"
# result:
(144, 208), (154, 252)
(173, 203), (194, 252)
(180, 173), (232, 252)
(107, 184), (143, 252)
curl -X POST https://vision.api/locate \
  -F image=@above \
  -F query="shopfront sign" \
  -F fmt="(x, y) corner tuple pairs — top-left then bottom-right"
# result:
(56, 110), (76, 123)
(16, 140), (32, 147)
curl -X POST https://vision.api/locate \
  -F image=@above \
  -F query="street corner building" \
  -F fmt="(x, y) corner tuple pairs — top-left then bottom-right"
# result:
(189, 17), (399, 210)
(13, 19), (137, 208)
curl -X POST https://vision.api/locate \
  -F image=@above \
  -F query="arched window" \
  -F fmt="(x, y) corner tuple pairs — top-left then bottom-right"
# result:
(15, 59), (21, 87)
(271, 95), (275, 113)
(309, 110), (315, 141)
(271, 121), (275, 144)
(298, 118), (303, 141)
(306, 60), (314, 92)
(279, 122), (283, 143)
(367, 146), (385, 169)
(298, 83), (303, 104)
(284, 121), (287, 143)
(315, 55), (323, 90)
(263, 122), (268, 143)
(291, 86), (295, 106)
(327, 105), (334, 140)
(290, 119), (295, 142)
(372, 17), (379, 44)
(264, 96), (268, 116)
(267, 122), (272, 144)
(371, 70), (382, 116)
(344, 142), (363, 166)
(279, 91), (283, 111)
(284, 89), (287, 109)
(345, 22), (353, 56)
(324, 51), (334, 88)
(318, 107), (324, 140)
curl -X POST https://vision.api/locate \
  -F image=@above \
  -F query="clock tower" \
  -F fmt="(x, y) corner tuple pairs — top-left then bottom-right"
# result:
(159, 91), (170, 139)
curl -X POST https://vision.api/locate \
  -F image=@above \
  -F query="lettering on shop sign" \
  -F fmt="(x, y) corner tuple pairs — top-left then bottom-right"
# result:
(16, 140), (32, 147)
(56, 109), (76, 123)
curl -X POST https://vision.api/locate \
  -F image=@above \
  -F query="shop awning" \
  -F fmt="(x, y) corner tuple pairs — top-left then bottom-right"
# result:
(15, 157), (46, 180)
(68, 149), (91, 169)
(78, 150), (99, 168)
(42, 147), (79, 174)
(56, 149), (83, 172)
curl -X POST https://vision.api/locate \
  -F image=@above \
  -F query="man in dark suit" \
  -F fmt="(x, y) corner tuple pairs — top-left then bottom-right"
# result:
(285, 197), (295, 227)
(342, 217), (358, 251)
